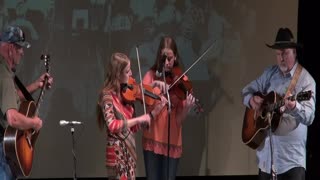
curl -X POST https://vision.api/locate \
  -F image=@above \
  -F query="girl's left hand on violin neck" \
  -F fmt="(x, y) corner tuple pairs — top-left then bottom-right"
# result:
(151, 80), (169, 94)
(184, 92), (196, 113)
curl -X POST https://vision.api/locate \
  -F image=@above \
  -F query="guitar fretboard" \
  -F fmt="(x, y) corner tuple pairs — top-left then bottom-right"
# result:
(266, 90), (311, 112)
(35, 56), (50, 117)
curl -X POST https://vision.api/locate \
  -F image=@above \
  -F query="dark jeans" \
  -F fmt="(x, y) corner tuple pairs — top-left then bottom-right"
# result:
(143, 150), (179, 180)
(259, 167), (305, 180)
(0, 142), (14, 180)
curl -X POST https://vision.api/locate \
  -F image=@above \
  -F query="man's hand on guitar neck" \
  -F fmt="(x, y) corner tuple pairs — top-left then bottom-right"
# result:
(249, 95), (263, 110)
(36, 73), (54, 89)
(17, 73), (54, 101)
(281, 93), (297, 113)
(27, 73), (53, 93)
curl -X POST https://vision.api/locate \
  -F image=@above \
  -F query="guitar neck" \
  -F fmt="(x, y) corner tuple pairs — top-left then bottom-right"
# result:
(267, 91), (311, 112)
(266, 93), (298, 112)
(35, 54), (50, 116)
(35, 78), (48, 116)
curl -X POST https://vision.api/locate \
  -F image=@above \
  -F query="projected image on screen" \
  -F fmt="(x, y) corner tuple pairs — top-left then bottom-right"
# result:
(0, 0), (298, 178)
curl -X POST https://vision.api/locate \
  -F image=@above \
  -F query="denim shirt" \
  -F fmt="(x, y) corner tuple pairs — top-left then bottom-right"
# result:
(241, 62), (316, 174)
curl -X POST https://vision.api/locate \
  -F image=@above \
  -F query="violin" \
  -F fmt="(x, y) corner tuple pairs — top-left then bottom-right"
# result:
(162, 67), (204, 113)
(121, 77), (161, 105)
(166, 67), (192, 100)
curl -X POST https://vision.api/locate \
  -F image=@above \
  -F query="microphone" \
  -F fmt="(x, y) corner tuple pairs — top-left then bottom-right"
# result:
(59, 120), (83, 126)
(156, 54), (167, 77)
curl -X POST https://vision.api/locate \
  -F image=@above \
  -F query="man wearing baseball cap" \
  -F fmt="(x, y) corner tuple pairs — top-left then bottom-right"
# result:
(241, 27), (316, 180)
(0, 25), (53, 179)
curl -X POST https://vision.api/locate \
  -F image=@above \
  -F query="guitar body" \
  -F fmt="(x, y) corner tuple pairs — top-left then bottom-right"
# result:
(3, 100), (39, 177)
(242, 91), (282, 149)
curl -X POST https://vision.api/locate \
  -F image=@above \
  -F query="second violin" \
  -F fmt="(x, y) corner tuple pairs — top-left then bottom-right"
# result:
(156, 66), (203, 113)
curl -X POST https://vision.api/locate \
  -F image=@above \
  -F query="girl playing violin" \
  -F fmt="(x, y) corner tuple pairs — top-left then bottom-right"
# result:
(142, 36), (196, 180)
(97, 52), (165, 180)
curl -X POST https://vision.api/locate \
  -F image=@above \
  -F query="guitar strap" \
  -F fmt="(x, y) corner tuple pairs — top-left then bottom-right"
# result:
(285, 63), (302, 97)
(274, 64), (302, 136)
(14, 76), (34, 101)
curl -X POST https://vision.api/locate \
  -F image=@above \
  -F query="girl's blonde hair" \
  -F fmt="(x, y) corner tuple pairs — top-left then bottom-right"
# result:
(97, 52), (130, 130)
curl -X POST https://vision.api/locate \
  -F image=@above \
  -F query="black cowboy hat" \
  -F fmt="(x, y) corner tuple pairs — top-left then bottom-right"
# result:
(266, 27), (302, 49)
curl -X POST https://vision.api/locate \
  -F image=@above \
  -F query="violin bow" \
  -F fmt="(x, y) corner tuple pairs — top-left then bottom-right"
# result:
(135, 46), (147, 114)
(168, 41), (216, 90)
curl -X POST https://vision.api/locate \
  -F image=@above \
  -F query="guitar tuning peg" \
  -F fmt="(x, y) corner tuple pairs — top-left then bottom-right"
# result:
(40, 54), (50, 61)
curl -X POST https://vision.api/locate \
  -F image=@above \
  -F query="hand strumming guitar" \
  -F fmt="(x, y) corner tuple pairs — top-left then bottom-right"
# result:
(249, 95), (264, 110)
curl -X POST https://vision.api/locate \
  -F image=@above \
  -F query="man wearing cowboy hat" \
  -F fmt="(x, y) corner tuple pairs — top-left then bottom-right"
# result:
(242, 27), (316, 180)
(0, 25), (53, 179)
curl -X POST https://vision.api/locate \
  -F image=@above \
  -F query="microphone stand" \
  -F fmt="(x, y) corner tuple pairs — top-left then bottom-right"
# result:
(162, 65), (172, 180)
(70, 125), (77, 180)
(267, 112), (277, 180)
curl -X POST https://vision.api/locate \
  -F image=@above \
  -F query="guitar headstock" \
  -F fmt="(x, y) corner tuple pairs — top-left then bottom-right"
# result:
(296, 90), (312, 101)
(40, 54), (50, 73)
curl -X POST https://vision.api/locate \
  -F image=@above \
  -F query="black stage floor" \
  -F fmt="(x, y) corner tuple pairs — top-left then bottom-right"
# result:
(19, 175), (258, 180)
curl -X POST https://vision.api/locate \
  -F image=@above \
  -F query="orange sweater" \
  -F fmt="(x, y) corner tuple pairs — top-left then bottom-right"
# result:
(142, 70), (186, 158)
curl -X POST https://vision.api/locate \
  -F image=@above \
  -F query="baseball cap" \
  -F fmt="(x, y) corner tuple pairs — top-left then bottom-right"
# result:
(0, 25), (31, 48)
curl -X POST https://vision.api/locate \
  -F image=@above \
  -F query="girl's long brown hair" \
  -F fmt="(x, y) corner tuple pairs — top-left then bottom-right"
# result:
(151, 36), (181, 72)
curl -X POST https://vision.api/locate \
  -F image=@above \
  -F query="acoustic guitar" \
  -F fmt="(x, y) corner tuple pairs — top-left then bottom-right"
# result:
(3, 54), (50, 177)
(242, 90), (312, 149)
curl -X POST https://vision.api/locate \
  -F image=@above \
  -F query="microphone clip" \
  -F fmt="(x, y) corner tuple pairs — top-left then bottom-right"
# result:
(59, 120), (83, 127)
(156, 54), (167, 78)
